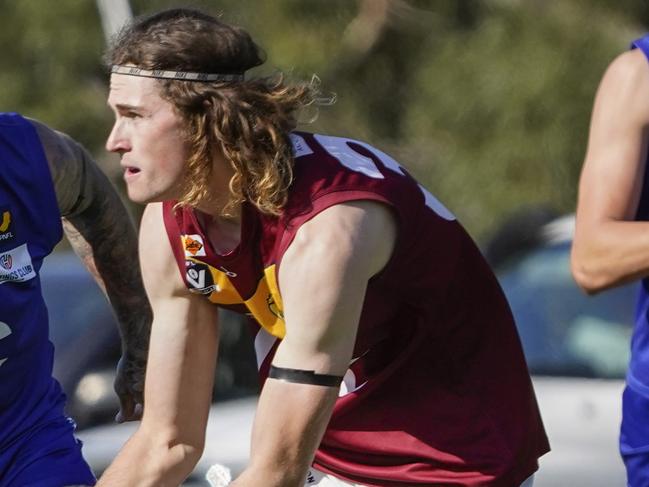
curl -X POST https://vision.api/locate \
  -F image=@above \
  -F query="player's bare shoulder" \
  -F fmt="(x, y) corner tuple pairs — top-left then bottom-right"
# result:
(29, 118), (88, 216)
(139, 202), (191, 300)
(601, 49), (649, 120)
(610, 48), (649, 79)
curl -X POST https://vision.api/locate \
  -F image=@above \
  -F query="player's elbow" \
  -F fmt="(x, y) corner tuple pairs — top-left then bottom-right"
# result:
(167, 438), (204, 470)
(572, 266), (604, 295)
(570, 253), (609, 295)
(147, 428), (205, 479)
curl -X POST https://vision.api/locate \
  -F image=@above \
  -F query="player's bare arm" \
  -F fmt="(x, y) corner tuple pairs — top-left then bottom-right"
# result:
(33, 119), (152, 421)
(98, 202), (220, 486)
(572, 48), (649, 293)
(232, 200), (397, 487)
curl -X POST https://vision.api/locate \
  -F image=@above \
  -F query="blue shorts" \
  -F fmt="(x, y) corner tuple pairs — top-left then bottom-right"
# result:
(621, 384), (649, 487)
(0, 416), (96, 487)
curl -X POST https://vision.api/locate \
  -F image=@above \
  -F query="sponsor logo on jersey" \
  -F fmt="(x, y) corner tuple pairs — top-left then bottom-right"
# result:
(0, 208), (14, 242)
(183, 234), (206, 257)
(0, 244), (36, 284)
(185, 260), (219, 294)
(0, 210), (10, 231)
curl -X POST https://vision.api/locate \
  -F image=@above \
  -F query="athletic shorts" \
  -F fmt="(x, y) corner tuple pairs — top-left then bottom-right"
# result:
(305, 469), (535, 487)
(305, 468), (366, 486)
(0, 416), (96, 487)
(206, 465), (535, 486)
(621, 383), (649, 487)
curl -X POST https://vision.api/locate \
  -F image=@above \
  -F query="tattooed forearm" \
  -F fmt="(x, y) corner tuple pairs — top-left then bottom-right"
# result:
(63, 177), (152, 362)
(36, 119), (152, 362)
(61, 220), (107, 293)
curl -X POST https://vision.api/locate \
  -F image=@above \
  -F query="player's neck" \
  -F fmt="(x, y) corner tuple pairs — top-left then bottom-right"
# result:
(205, 150), (238, 213)
(195, 208), (242, 255)
(193, 150), (244, 253)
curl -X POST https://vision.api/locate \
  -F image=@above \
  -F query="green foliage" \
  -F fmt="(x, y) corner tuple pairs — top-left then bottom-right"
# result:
(1, 0), (647, 240)
(0, 0), (109, 150)
(397, 1), (641, 236)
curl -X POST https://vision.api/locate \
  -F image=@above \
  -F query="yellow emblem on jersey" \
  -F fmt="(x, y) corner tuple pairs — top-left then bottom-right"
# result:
(244, 265), (285, 338)
(0, 211), (10, 232)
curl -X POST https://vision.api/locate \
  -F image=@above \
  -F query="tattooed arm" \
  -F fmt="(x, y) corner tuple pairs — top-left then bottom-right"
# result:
(33, 119), (152, 422)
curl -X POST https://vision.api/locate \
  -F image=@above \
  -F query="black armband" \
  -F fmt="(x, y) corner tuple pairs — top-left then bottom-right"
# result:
(268, 365), (343, 387)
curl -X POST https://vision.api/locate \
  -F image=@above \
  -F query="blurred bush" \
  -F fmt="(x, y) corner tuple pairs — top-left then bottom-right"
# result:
(0, 0), (645, 240)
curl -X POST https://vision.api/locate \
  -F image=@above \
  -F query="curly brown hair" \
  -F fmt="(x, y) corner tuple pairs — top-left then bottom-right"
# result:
(106, 8), (317, 216)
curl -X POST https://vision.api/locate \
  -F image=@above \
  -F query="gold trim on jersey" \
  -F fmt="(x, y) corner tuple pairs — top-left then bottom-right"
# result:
(185, 257), (286, 338)
(245, 264), (285, 338)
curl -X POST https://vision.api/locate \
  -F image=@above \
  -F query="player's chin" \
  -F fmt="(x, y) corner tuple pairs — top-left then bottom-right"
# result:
(126, 182), (180, 205)
(126, 188), (158, 205)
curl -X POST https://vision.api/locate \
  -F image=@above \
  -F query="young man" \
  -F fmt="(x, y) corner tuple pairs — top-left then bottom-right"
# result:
(0, 112), (151, 486)
(99, 8), (548, 487)
(572, 36), (649, 486)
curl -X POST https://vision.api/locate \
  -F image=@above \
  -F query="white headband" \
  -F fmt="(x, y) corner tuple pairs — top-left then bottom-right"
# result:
(111, 65), (245, 82)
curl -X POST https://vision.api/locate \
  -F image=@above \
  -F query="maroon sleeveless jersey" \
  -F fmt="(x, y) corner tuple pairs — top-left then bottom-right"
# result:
(163, 132), (549, 486)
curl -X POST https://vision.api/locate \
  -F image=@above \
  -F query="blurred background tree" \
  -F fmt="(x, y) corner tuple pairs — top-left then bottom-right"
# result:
(0, 0), (645, 241)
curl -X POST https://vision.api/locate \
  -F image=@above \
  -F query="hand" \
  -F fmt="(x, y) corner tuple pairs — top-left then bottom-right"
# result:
(113, 353), (146, 423)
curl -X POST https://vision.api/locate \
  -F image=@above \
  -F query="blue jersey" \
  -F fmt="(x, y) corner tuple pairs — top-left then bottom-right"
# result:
(0, 114), (86, 485)
(0, 112), (64, 442)
(621, 35), (649, 486)
(628, 36), (649, 396)
(0, 113), (95, 486)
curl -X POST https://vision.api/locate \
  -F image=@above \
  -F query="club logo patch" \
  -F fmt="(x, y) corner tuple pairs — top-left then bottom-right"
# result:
(185, 260), (219, 295)
(0, 254), (12, 270)
(183, 234), (206, 257)
(0, 244), (36, 284)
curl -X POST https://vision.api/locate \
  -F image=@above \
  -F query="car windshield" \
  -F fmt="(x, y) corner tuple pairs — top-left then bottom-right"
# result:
(497, 241), (635, 379)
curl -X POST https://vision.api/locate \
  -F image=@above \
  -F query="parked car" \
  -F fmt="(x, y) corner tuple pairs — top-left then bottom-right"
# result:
(486, 211), (632, 486)
(43, 250), (259, 430)
(43, 251), (122, 429)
